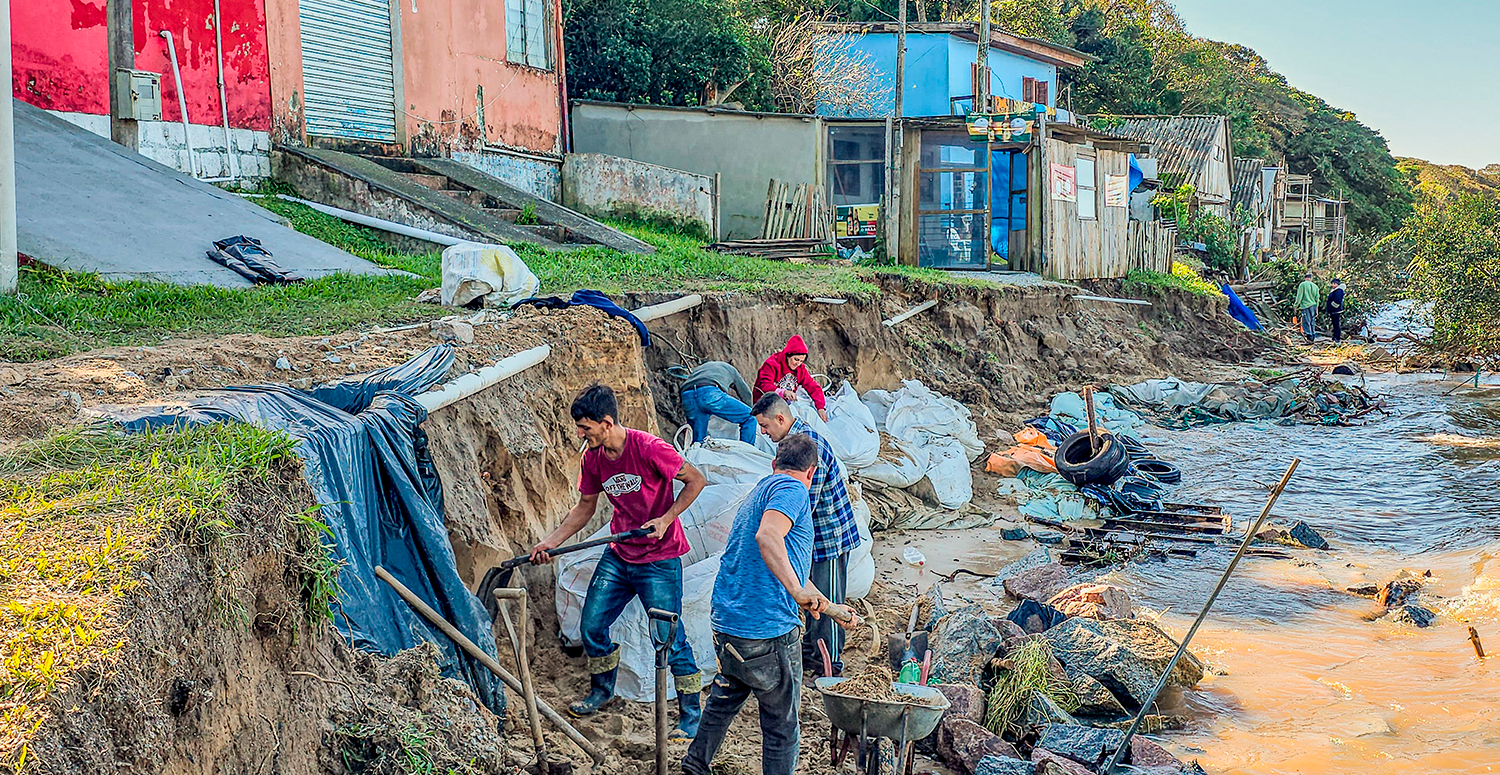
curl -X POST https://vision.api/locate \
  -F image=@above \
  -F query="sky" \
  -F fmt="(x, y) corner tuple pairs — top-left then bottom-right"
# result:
(1169, 0), (1499, 170)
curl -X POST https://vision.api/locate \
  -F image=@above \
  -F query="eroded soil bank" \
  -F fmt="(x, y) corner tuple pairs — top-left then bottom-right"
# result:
(3, 277), (1253, 774)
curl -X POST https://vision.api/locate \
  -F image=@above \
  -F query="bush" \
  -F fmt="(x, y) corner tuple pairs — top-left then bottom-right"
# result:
(1377, 193), (1500, 361)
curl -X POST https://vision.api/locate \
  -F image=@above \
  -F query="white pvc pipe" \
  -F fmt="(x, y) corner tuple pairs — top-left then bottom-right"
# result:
(417, 344), (551, 413)
(267, 193), (470, 246)
(158, 31), (199, 178)
(882, 299), (937, 327)
(212, 0), (240, 181)
(0, 0), (17, 295)
(1073, 294), (1153, 307)
(632, 294), (703, 322)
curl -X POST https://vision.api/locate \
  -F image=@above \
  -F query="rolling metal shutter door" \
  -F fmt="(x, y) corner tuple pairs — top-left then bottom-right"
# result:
(300, 0), (398, 143)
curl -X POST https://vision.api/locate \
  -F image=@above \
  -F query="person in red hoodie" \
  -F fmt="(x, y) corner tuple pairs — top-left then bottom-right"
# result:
(753, 335), (829, 423)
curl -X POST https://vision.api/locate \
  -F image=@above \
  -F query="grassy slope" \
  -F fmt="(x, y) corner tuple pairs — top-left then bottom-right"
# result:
(1, 196), (972, 362)
(0, 425), (329, 769)
(1396, 157), (1500, 200)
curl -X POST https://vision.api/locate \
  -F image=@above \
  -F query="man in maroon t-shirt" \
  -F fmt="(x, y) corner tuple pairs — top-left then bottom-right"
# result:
(531, 383), (708, 738)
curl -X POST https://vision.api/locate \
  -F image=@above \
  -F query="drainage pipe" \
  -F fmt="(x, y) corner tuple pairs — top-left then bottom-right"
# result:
(158, 31), (199, 178)
(633, 294), (703, 322)
(242, 193), (470, 247)
(212, 0), (240, 181)
(417, 344), (551, 414)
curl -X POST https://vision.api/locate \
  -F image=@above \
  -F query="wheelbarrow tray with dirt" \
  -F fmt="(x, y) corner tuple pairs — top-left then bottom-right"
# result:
(815, 678), (950, 740)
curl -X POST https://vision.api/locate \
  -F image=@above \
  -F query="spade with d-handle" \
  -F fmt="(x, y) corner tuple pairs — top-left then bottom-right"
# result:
(477, 527), (652, 618)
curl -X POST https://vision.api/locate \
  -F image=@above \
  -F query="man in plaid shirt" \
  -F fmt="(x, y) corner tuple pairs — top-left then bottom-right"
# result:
(752, 393), (861, 674)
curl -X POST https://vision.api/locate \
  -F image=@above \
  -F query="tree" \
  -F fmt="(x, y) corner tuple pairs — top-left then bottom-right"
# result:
(764, 16), (890, 115)
(1378, 193), (1500, 362)
(564, 0), (763, 106)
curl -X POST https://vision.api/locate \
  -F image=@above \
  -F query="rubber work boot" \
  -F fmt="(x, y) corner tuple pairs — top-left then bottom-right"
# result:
(670, 691), (701, 740)
(568, 669), (617, 717)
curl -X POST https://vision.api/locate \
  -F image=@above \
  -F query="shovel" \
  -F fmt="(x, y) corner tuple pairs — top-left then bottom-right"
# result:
(478, 527), (652, 617)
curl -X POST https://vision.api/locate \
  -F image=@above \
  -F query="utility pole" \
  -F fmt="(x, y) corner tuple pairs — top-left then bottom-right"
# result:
(975, 0), (990, 111)
(108, 0), (140, 150)
(888, 0), (907, 265)
(1, 0), (17, 295)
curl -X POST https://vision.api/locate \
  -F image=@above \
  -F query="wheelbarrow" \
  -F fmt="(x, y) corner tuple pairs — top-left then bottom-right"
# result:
(815, 677), (949, 775)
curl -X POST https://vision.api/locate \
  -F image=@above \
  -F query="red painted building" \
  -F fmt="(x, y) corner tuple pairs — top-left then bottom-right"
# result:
(11, 0), (568, 196)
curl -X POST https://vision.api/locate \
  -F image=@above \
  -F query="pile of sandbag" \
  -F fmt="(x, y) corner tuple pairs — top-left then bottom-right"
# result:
(856, 380), (985, 510)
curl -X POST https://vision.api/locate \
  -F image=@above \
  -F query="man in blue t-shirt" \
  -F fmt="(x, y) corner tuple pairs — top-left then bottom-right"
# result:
(682, 433), (860, 775)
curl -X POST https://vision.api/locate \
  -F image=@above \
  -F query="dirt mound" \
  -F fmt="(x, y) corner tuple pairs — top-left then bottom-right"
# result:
(633, 275), (1259, 437)
(7, 453), (515, 775)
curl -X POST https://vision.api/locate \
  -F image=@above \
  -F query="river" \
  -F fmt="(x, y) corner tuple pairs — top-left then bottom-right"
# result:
(1104, 373), (1500, 774)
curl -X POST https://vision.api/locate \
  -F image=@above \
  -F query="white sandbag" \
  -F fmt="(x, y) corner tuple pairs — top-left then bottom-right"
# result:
(885, 380), (985, 461)
(685, 438), (774, 486)
(846, 482), (875, 599)
(855, 434), (929, 488)
(921, 437), (974, 510)
(861, 389), (897, 430)
(821, 382), (881, 469)
(440, 243), (540, 307)
(706, 415), (778, 454)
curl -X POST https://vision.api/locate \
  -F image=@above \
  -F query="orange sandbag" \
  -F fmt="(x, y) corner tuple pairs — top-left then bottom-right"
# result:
(1014, 427), (1056, 451)
(985, 445), (1057, 476)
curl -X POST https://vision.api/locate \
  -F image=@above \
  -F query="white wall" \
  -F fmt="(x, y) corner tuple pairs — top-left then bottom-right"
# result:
(48, 110), (271, 180)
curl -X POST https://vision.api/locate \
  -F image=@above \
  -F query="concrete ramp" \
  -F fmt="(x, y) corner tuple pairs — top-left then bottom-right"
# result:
(14, 100), (393, 287)
(276, 146), (653, 254)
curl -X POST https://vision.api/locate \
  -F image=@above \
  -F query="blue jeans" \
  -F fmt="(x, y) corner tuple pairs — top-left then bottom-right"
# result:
(580, 547), (698, 682)
(681, 384), (756, 445)
(1300, 306), (1316, 340)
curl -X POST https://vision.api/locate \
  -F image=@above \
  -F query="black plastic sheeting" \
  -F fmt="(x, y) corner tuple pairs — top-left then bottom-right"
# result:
(102, 346), (506, 716)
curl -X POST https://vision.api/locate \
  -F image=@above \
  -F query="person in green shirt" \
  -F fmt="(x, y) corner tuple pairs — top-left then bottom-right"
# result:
(1295, 273), (1321, 343)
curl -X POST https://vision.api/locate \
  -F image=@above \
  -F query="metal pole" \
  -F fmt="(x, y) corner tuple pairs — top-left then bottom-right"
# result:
(212, 0), (240, 181)
(891, 0), (906, 265)
(0, 0), (15, 296)
(159, 31), (200, 178)
(1104, 459), (1300, 773)
(976, 0), (990, 111)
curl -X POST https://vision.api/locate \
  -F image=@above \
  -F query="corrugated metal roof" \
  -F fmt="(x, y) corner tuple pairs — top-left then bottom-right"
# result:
(1105, 116), (1227, 189)
(1232, 158), (1265, 214)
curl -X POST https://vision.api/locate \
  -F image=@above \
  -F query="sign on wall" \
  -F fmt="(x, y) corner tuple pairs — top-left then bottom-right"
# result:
(836, 204), (880, 238)
(966, 112), (1036, 143)
(1050, 164), (1077, 202)
(1105, 175), (1130, 207)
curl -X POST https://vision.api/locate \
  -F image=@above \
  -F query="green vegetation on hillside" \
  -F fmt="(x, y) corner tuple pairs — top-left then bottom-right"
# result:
(0, 424), (324, 769)
(1375, 192), (1500, 361)
(1396, 157), (1500, 201)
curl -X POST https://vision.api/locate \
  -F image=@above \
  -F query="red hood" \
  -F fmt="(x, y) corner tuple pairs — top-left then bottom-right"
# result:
(780, 335), (808, 359)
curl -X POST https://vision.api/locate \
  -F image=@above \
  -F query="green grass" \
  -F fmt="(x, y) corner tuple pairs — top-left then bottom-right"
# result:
(0, 193), (1011, 362)
(1, 423), (334, 768)
(1125, 261), (1223, 299)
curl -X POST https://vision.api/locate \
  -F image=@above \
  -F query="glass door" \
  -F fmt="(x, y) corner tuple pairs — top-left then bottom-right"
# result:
(915, 130), (991, 270)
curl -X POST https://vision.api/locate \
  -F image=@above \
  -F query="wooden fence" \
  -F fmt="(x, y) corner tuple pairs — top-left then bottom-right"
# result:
(761, 179), (833, 241)
(1128, 219), (1175, 273)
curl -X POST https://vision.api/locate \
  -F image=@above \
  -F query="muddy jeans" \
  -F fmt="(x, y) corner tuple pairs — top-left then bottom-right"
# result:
(803, 552), (848, 674)
(682, 627), (803, 775)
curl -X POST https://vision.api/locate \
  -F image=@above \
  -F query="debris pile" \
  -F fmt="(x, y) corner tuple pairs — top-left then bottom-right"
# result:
(1110, 371), (1387, 429)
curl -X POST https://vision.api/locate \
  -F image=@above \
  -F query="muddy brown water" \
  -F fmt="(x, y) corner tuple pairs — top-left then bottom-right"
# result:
(1099, 374), (1500, 774)
(875, 374), (1500, 774)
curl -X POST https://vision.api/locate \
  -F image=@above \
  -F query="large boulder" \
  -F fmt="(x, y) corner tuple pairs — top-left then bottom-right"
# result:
(1130, 736), (1185, 771)
(1288, 520), (1329, 550)
(1048, 583), (1134, 620)
(1023, 691), (1078, 728)
(1032, 749), (1094, 775)
(937, 719), (1021, 775)
(1035, 724), (1126, 769)
(1378, 577), (1423, 608)
(974, 756), (1036, 775)
(1042, 617), (1204, 708)
(933, 683), (986, 725)
(930, 604), (1002, 684)
(1071, 672), (1127, 717)
(1002, 562), (1070, 603)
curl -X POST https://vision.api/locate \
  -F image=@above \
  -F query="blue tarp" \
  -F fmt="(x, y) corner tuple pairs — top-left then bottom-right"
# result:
(1221, 283), (1264, 331)
(101, 346), (506, 716)
(517, 289), (651, 345)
